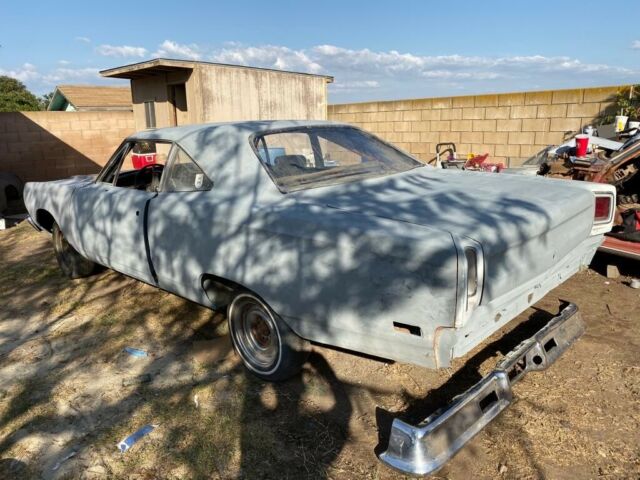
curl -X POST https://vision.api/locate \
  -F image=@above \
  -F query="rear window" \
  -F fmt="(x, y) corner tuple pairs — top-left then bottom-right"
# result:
(253, 126), (422, 192)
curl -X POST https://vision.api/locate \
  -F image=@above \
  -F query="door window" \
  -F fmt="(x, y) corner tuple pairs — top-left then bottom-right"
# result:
(164, 146), (212, 192)
(99, 140), (171, 192)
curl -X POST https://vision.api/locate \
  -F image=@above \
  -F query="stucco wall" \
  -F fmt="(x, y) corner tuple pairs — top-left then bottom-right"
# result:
(130, 70), (195, 131)
(0, 111), (135, 182)
(127, 65), (329, 131)
(328, 86), (625, 166)
(198, 64), (328, 122)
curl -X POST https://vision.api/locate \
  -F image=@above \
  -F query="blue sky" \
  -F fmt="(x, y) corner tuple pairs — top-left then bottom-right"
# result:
(2, 0), (640, 102)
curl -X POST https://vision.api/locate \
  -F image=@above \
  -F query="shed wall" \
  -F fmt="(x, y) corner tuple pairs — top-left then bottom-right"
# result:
(197, 65), (327, 122)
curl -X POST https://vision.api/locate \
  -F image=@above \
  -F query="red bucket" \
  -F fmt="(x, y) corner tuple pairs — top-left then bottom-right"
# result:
(575, 134), (589, 157)
(131, 153), (157, 169)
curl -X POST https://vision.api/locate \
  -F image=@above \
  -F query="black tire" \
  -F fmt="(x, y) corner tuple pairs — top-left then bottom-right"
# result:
(228, 292), (309, 381)
(52, 222), (97, 279)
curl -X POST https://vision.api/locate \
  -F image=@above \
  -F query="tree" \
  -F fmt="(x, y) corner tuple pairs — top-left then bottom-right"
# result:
(0, 76), (42, 112)
(599, 84), (640, 124)
(39, 90), (55, 110)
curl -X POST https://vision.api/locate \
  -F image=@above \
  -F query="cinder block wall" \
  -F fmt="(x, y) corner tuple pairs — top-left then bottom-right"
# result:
(328, 86), (624, 166)
(0, 111), (135, 182)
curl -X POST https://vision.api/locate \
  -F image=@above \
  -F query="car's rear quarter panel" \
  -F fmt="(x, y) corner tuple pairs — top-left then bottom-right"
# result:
(148, 193), (459, 367)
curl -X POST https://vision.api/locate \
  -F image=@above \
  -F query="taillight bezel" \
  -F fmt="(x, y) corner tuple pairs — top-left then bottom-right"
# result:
(594, 192), (614, 224)
(454, 240), (484, 328)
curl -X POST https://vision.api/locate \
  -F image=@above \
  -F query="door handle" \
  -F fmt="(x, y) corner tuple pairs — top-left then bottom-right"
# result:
(136, 210), (140, 216)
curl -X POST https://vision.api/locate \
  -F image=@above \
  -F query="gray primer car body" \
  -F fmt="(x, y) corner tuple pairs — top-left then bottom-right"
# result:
(24, 120), (615, 370)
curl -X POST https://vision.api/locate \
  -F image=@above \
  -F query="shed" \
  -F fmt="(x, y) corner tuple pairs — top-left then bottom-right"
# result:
(47, 85), (132, 111)
(100, 58), (333, 131)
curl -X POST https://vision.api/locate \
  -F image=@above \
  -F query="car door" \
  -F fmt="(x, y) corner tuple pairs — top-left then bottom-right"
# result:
(73, 140), (173, 284)
(146, 144), (215, 301)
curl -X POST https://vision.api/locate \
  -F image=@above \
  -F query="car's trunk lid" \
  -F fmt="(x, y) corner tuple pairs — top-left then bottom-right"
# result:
(295, 167), (594, 301)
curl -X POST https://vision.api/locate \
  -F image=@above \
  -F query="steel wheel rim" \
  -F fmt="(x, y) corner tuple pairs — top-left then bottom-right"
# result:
(232, 300), (279, 371)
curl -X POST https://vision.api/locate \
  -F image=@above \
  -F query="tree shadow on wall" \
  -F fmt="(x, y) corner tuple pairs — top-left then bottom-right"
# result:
(0, 113), (108, 183)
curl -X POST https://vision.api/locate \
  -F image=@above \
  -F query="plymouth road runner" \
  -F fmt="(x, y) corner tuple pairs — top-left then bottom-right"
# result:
(24, 121), (615, 474)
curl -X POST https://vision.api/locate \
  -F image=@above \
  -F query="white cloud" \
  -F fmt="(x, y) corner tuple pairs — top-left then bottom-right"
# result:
(96, 44), (147, 58)
(5, 42), (638, 100)
(212, 44), (322, 73)
(206, 43), (639, 101)
(42, 67), (101, 84)
(632, 40), (640, 49)
(0, 63), (120, 93)
(153, 40), (201, 60)
(75, 36), (91, 43)
(332, 80), (380, 91)
(58, 60), (71, 65)
(0, 63), (39, 83)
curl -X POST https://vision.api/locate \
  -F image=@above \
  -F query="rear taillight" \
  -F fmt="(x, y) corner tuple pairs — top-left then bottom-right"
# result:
(594, 195), (612, 223)
(454, 241), (484, 327)
(464, 247), (482, 311)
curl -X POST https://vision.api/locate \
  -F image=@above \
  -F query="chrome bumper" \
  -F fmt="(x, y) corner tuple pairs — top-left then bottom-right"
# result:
(379, 303), (585, 476)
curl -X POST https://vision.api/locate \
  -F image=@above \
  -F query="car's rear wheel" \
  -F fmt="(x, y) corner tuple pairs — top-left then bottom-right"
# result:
(228, 292), (309, 381)
(52, 221), (97, 279)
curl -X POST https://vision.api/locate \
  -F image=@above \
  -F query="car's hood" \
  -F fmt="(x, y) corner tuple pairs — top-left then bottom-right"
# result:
(25, 175), (96, 190)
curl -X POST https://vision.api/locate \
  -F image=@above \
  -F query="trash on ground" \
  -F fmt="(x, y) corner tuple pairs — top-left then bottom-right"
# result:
(117, 424), (157, 453)
(124, 346), (148, 358)
(122, 373), (152, 387)
(630, 278), (640, 289)
(52, 450), (77, 471)
(606, 265), (621, 279)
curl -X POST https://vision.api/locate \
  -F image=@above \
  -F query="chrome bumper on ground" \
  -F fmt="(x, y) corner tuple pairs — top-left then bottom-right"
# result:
(379, 303), (585, 476)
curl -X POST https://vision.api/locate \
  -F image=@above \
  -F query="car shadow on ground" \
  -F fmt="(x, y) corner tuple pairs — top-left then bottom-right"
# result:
(0, 226), (361, 478)
(590, 251), (640, 279)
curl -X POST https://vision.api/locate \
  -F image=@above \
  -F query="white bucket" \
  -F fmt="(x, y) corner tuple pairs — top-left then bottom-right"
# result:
(615, 115), (628, 132)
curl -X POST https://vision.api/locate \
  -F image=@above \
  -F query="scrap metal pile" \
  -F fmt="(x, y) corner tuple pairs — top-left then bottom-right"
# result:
(509, 127), (640, 252)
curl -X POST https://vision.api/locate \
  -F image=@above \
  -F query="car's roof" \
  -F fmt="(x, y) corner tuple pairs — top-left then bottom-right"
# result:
(131, 120), (349, 143)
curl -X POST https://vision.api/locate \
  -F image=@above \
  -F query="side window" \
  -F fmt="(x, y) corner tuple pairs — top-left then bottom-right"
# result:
(99, 140), (171, 191)
(164, 146), (212, 192)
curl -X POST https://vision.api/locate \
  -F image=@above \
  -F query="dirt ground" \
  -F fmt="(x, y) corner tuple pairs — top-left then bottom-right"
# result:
(0, 221), (638, 480)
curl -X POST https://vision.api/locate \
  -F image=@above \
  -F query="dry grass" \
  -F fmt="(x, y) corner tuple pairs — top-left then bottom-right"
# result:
(0, 222), (638, 479)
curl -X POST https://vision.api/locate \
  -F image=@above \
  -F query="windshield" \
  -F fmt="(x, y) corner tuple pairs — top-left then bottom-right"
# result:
(253, 126), (422, 192)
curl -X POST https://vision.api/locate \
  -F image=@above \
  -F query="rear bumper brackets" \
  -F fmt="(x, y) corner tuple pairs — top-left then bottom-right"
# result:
(379, 303), (585, 476)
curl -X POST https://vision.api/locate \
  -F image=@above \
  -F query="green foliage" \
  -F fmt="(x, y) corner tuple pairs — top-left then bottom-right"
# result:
(39, 91), (55, 110)
(599, 85), (640, 124)
(0, 76), (42, 112)
(613, 85), (640, 118)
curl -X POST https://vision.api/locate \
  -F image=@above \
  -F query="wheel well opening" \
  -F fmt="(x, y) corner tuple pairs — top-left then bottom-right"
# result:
(201, 274), (242, 309)
(4, 185), (20, 201)
(36, 209), (55, 232)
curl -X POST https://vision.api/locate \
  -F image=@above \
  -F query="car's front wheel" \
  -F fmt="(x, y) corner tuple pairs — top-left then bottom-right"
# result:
(52, 221), (97, 279)
(228, 292), (309, 381)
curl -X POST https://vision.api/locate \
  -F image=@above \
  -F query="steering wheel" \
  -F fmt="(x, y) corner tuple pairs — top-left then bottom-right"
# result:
(134, 164), (163, 191)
